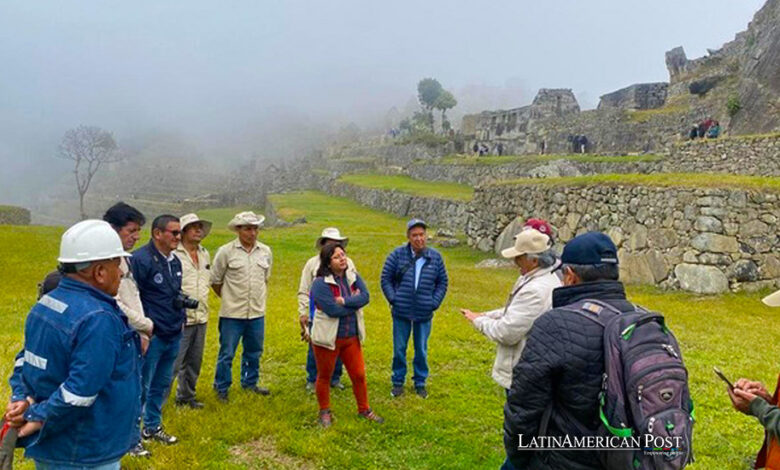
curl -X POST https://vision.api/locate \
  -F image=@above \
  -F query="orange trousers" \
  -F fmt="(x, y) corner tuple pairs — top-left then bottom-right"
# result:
(312, 336), (369, 413)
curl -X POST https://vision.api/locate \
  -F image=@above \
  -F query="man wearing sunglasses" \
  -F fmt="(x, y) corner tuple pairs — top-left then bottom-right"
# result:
(131, 214), (185, 446)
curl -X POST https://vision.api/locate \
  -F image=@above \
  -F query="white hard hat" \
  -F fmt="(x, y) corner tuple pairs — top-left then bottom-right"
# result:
(58, 220), (132, 264)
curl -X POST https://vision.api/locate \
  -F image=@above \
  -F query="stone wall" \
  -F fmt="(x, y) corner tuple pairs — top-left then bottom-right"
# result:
(598, 83), (669, 110)
(325, 141), (452, 166)
(405, 159), (663, 186)
(0, 205), (31, 225)
(667, 135), (780, 176)
(466, 183), (780, 293)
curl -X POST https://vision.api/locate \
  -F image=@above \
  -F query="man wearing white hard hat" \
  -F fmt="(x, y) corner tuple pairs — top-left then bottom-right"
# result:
(211, 211), (273, 401)
(297, 228), (355, 393)
(460, 228), (561, 392)
(726, 289), (780, 469)
(4, 220), (141, 469)
(170, 213), (213, 409)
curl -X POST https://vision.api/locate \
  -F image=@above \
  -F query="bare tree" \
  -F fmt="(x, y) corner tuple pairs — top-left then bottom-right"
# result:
(58, 125), (121, 219)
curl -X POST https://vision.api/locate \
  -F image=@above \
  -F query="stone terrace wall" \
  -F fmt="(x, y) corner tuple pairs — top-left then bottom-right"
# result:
(325, 142), (453, 166)
(667, 135), (780, 176)
(404, 159), (663, 186)
(466, 183), (780, 293)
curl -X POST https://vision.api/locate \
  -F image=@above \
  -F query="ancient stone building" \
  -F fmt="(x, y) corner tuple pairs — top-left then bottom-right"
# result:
(462, 89), (579, 147)
(597, 83), (669, 110)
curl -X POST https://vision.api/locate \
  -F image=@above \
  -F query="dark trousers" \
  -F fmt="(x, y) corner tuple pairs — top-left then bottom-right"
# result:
(172, 323), (207, 402)
(142, 334), (181, 429)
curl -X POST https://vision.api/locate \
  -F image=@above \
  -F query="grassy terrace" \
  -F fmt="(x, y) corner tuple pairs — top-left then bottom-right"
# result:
(491, 172), (780, 192)
(338, 173), (474, 201)
(430, 153), (663, 166)
(2, 191), (779, 469)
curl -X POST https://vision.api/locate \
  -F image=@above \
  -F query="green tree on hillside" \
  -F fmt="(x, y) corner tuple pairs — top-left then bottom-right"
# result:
(58, 125), (122, 219)
(417, 78), (443, 132)
(434, 90), (457, 132)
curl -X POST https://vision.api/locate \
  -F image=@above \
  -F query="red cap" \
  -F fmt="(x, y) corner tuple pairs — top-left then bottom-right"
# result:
(522, 218), (555, 242)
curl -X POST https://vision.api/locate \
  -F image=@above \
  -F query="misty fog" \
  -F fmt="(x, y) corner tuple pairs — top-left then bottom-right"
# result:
(0, 0), (765, 208)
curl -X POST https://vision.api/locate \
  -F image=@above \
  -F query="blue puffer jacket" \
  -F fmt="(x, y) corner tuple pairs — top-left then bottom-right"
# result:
(15, 276), (142, 466)
(380, 244), (448, 322)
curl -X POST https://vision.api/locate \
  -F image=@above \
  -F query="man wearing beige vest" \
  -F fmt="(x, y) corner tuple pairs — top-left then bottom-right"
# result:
(460, 228), (561, 393)
(171, 213), (212, 409)
(297, 228), (355, 393)
(211, 211), (272, 402)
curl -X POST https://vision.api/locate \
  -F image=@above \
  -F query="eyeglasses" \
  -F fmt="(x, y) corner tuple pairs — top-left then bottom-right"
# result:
(165, 229), (182, 237)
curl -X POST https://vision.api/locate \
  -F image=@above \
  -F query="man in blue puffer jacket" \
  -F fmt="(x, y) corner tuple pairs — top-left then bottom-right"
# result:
(381, 219), (448, 399)
(4, 220), (141, 469)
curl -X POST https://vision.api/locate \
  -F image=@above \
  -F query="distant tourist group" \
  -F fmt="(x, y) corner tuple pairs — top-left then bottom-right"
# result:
(689, 117), (721, 139)
(4, 201), (780, 470)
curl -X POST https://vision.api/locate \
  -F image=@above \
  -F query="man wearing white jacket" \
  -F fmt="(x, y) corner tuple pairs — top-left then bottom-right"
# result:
(460, 228), (561, 391)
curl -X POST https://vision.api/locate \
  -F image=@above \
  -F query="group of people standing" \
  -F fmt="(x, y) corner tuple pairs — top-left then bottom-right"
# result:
(1, 203), (452, 467)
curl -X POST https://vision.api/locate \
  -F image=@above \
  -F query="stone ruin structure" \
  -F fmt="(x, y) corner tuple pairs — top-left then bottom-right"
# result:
(597, 83), (668, 110)
(462, 0), (780, 154)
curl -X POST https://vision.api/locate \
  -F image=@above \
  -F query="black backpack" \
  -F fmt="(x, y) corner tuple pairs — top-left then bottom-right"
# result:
(560, 299), (694, 469)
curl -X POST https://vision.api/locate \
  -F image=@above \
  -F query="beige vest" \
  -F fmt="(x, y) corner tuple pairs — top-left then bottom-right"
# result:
(310, 271), (366, 350)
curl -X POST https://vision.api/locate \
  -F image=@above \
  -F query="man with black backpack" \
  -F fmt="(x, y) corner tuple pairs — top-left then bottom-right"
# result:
(503, 231), (693, 470)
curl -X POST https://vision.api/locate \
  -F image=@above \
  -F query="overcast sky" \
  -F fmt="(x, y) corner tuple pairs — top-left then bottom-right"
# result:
(0, 0), (767, 203)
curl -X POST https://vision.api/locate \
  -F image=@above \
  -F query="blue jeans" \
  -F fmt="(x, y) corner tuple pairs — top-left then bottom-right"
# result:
(214, 317), (264, 392)
(306, 342), (343, 385)
(391, 317), (431, 387)
(35, 462), (120, 470)
(141, 334), (181, 429)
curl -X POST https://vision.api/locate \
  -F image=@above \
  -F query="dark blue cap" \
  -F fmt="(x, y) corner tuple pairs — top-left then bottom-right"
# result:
(406, 218), (427, 232)
(561, 232), (619, 265)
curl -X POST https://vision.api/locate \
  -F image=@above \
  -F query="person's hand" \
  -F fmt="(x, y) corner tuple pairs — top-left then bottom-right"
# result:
(4, 400), (29, 428)
(17, 421), (42, 438)
(729, 386), (758, 414)
(299, 314), (310, 330)
(139, 335), (150, 355)
(735, 378), (772, 402)
(460, 308), (482, 322)
(335, 296), (345, 305)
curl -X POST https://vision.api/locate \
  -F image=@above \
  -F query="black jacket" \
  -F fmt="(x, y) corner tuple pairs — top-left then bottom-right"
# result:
(503, 280), (634, 470)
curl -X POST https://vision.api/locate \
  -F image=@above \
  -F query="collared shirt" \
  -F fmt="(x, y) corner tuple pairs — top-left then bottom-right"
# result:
(211, 238), (272, 319)
(174, 243), (211, 325)
(411, 246), (426, 289)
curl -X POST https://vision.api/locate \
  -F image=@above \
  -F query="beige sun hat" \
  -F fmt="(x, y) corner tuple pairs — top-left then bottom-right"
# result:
(180, 213), (212, 238)
(501, 228), (550, 259)
(227, 211), (265, 231)
(763, 289), (780, 307)
(316, 227), (348, 248)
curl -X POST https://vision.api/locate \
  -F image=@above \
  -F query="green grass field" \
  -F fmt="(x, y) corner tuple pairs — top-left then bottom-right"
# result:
(338, 174), (474, 201)
(1, 191), (778, 469)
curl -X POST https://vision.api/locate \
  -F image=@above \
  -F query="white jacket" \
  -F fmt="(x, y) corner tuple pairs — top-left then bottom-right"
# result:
(116, 257), (153, 337)
(473, 266), (562, 389)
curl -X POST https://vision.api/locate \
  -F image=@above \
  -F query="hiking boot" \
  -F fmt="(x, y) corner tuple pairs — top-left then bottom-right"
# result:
(391, 385), (404, 397)
(319, 409), (333, 428)
(358, 409), (384, 424)
(175, 398), (205, 409)
(415, 386), (428, 399)
(331, 381), (346, 390)
(305, 382), (315, 394)
(243, 385), (271, 396)
(142, 426), (178, 445)
(127, 441), (151, 457)
(216, 390), (229, 403)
